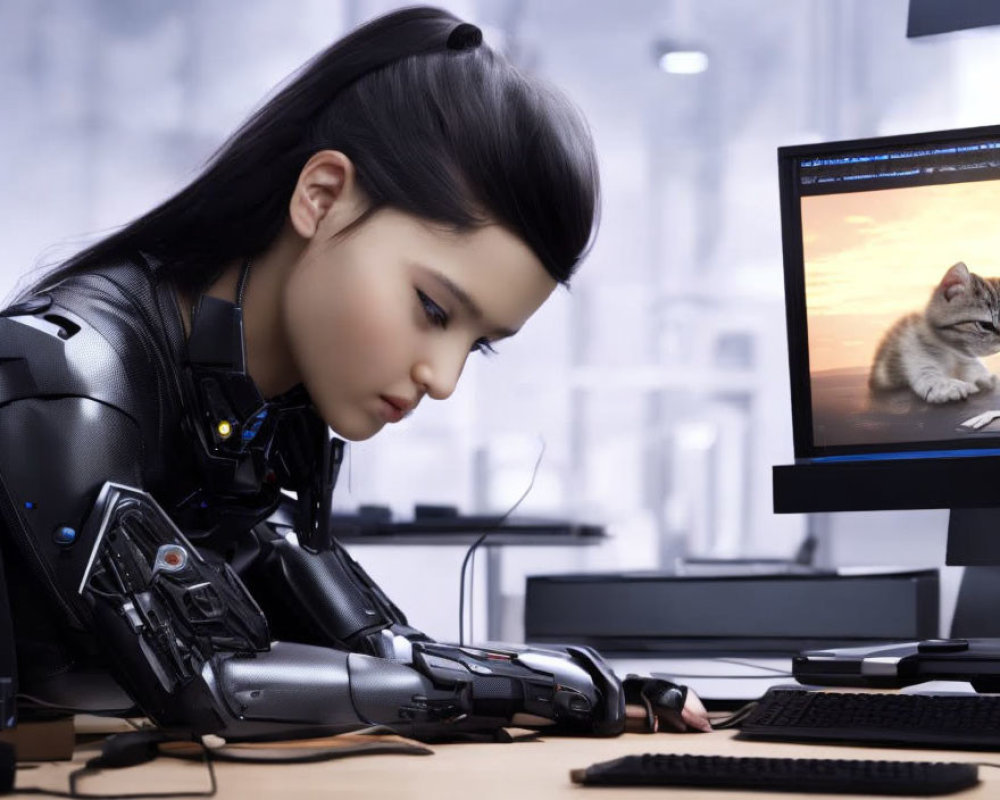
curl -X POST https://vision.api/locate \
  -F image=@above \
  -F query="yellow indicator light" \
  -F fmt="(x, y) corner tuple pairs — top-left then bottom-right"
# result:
(216, 420), (233, 439)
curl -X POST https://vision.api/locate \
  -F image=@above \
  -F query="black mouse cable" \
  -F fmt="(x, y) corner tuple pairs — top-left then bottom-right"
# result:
(15, 732), (217, 799)
(458, 439), (546, 647)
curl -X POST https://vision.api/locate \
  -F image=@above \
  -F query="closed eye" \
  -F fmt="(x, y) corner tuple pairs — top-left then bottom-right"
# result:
(471, 338), (497, 356)
(419, 289), (499, 356)
(417, 289), (448, 328)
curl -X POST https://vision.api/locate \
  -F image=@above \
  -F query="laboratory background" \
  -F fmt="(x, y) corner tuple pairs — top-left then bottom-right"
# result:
(0, 0), (990, 642)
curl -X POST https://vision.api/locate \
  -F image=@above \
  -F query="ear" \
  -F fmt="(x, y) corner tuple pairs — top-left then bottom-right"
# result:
(940, 261), (971, 301)
(288, 150), (366, 240)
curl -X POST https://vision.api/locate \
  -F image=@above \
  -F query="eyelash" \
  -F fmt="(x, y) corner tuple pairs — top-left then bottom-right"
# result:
(472, 338), (497, 356)
(416, 289), (498, 356)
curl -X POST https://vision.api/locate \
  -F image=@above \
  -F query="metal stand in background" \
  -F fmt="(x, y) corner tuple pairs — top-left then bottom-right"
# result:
(947, 508), (1000, 638)
(951, 566), (1000, 638)
(796, 512), (833, 568)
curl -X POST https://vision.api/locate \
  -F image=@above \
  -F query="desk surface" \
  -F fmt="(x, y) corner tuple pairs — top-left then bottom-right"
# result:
(13, 728), (1000, 799)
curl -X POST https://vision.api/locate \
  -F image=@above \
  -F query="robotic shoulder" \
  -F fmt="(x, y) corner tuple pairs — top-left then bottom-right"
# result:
(0, 275), (165, 423)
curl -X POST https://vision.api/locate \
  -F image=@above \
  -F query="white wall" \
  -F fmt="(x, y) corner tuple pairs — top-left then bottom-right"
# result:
(3, 0), (999, 643)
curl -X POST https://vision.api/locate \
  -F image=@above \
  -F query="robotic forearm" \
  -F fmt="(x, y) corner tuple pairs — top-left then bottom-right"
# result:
(78, 483), (626, 740)
(211, 639), (624, 741)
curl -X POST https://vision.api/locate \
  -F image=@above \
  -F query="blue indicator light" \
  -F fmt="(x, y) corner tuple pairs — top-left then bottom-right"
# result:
(54, 527), (76, 545)
(242, 410), (269, 441)
(24, 501), (35, 510)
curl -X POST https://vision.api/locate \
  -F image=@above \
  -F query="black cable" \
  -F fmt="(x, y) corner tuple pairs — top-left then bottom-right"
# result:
(709, 700), (760, 730)
(458, 533), (487, 647)
(458, 439), (546, 646)
(468, 543), (478, 644)
(160, 739), (431, 764)
(16, 735), (216, 799)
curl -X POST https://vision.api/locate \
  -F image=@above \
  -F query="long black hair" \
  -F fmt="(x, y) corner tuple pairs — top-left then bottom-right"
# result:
(34, 5), (599, 295)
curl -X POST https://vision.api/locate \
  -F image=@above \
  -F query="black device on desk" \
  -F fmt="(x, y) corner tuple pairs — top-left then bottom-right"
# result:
(525, 568), (939, 656)
(795, 637), (1000, 692)
(773, 122), (1000, 671)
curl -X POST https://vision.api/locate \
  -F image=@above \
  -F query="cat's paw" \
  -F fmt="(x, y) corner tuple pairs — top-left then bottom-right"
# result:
(923, 379), (979, 403)
(974, 372), (1000, 391)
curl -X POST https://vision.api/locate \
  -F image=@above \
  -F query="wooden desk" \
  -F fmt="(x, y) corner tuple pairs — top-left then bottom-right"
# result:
(12, 727), (1000, 798)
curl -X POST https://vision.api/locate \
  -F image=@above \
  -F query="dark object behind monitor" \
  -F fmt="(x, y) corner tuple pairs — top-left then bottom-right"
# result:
(907, 0), (1000, 38)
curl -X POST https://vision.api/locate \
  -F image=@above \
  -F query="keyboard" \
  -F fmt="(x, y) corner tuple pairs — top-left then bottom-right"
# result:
(739, 688), (1000, 749)
(570, 753), (979, 795)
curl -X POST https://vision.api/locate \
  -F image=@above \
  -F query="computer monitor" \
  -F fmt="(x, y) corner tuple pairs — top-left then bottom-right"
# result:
(772, 123), (1000, 637)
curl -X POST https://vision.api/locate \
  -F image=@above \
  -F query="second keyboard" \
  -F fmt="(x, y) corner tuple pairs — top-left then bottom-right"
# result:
(738, 688), (1000, 750)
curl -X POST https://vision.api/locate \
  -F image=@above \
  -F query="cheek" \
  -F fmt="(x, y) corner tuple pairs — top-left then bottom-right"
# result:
(282, 257), (411, 391)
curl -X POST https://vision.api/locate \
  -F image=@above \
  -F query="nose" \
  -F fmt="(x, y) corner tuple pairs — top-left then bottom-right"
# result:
(412, 346), (467, 401)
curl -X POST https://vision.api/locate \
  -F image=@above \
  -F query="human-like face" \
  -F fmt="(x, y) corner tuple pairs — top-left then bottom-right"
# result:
(281, 208), (557, 441)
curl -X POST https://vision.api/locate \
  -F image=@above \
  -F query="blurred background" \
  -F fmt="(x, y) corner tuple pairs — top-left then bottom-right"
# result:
(1, 0), (996, 642)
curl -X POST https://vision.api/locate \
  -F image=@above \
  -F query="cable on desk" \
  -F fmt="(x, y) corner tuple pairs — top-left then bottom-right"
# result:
(15, 732), (217, 799)
(708, 701), (760, 730)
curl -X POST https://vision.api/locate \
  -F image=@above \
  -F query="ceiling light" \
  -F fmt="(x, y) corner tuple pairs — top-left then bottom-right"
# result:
(658, 49), (709, 74)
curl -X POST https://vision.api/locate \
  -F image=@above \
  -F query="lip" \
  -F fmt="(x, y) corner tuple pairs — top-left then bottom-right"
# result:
(379, 395), (415, 423)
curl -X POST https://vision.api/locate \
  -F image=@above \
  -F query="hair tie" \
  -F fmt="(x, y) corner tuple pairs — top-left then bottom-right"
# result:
(447, 22), (482, 50)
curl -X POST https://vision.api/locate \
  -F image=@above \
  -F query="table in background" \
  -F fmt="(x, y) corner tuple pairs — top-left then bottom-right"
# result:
(339, 530), (604, 641)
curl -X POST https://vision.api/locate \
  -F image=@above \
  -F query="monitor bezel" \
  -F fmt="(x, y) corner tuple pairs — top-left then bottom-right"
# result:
(779, 122), (1000, 461)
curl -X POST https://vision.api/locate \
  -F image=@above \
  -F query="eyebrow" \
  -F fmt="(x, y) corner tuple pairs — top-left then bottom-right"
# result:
(426, 269), (518, 339)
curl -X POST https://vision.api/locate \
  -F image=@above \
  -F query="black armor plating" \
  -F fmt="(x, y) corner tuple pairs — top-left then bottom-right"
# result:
(0, 257), (626, 740)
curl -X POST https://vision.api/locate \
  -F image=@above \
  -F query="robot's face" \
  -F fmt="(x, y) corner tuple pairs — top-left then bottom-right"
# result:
(280, 206), (555, 441)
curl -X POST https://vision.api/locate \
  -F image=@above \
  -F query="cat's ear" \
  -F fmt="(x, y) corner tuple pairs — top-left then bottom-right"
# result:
(940, 262), (971, 301)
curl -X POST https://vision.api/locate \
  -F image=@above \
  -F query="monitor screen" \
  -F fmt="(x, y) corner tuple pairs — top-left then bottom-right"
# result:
(779, 125), (1000, 460)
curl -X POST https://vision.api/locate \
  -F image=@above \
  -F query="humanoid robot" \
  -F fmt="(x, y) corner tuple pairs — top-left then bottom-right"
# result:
(0, 11), (700, 743)
(0, 260), (692, 742)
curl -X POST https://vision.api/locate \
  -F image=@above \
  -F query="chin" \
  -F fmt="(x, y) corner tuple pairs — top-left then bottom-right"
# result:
(336, 428), (382, 443)
(326, 415), (384, 442)
(308, 394), (383, 442)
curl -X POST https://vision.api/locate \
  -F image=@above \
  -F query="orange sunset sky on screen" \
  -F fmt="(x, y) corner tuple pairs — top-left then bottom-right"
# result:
(804, 179), (1000, 374)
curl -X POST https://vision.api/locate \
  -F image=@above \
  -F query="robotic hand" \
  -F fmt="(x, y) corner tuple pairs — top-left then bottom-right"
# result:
(393, 640), (626, 739)
(622, 674), (712, 733)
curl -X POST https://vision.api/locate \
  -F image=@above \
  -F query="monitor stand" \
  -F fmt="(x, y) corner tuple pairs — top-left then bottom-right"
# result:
(792, 509), (1000, 693)
(947, 508), (1000, 638)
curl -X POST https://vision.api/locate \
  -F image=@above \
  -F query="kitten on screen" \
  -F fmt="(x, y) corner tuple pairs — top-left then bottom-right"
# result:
(869, 262), (1000, 403)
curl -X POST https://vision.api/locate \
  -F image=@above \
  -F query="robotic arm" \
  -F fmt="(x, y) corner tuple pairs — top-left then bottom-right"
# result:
(78, 482), (626, 741)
